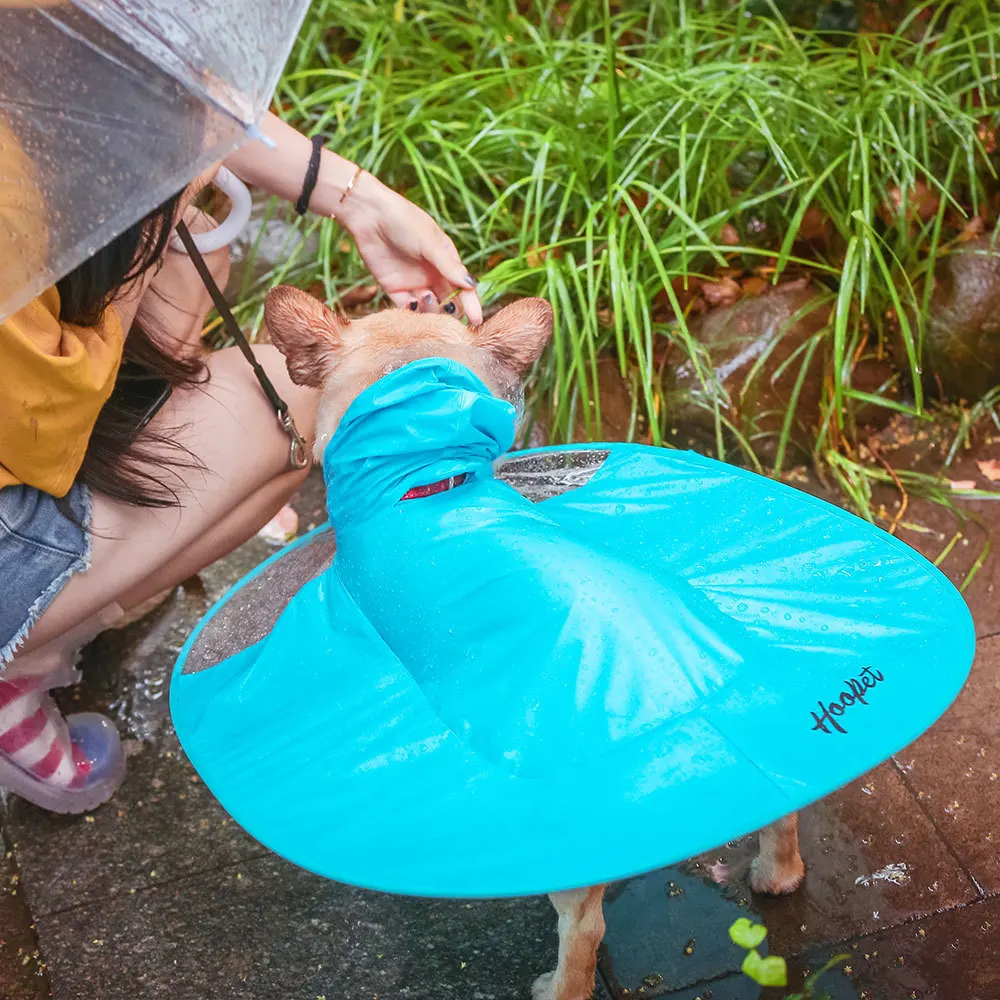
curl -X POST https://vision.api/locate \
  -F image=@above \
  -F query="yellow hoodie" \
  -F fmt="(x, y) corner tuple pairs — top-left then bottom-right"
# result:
(1, 110), (124, 497)
(0, 290), (123, 497)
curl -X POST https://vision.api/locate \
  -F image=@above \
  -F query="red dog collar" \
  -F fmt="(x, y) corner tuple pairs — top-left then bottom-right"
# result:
(400, 473), (468, 501)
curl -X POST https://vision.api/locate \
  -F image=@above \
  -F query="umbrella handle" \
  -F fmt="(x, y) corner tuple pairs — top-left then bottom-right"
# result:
(168, 167), (252, 255)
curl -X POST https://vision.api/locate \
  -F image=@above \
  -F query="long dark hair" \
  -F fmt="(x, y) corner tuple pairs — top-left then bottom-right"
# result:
(56, 192), (207, 508)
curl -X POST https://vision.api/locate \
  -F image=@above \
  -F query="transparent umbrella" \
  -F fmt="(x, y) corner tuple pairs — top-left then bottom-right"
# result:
(0, 0), (312, 320)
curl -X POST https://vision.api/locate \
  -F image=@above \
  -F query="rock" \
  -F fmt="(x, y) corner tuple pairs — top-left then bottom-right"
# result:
(666, 282), (832, 459)
(915, 239), (1000, 401)
(748, 0), (860, 33)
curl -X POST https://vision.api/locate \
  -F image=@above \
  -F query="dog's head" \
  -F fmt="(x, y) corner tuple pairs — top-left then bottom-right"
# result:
(264, 286), (554, 459)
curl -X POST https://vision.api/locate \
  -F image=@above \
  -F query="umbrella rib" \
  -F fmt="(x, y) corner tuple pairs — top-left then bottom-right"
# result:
(0, 96), (175, 140)
(39, 7), (137, 79)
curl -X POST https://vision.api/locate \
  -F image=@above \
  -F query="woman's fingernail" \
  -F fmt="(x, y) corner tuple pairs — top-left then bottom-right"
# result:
(443, 302), (457, 315)
(408, 300), (419, 311)
(423, 292), (435, 304)
(464, 273), (477, 288)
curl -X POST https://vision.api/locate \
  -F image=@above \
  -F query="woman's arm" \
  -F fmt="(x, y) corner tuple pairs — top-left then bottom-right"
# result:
(224, 113), (356, 211)
(224, 112), (482, 324)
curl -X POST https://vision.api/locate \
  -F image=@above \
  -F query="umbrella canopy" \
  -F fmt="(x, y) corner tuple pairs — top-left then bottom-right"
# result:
(0, 0), (312, 320)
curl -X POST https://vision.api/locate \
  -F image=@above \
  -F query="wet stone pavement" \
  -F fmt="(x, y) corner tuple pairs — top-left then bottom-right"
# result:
(2, 465), (999, 1000)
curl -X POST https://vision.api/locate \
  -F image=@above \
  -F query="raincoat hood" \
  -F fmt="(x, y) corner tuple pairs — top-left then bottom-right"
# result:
(323, 358), (515, 528)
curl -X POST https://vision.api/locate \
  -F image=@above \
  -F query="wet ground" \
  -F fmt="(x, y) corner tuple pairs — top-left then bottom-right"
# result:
(1, 459), (999, 1000)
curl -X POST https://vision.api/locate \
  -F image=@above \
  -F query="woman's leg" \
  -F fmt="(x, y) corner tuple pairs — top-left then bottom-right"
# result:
(0, 342), (317, 812)
(125, 466), (309, 609)
(16, 343), (319, 654)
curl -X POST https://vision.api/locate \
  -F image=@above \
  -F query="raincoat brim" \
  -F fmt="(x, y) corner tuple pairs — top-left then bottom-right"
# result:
(170, 444), (974, 898)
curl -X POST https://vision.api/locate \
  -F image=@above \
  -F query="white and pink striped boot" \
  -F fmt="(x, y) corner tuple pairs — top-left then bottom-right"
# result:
(0, 667), (125, 813)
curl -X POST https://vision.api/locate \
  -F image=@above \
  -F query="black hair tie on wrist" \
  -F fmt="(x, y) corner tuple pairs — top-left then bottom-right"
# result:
(295, 134), (325, 216)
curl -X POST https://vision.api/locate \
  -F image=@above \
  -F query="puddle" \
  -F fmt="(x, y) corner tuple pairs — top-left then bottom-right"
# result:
(600, 869), (761, 995)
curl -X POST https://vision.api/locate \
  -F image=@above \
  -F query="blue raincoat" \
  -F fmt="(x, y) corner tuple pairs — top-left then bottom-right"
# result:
(171, 359), (974, 898)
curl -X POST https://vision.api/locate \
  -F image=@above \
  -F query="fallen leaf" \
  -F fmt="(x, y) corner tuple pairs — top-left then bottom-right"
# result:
(978, 122), (998, 155)
(719, 223), (740, 246)
(960, 216), (986, 242)
(258, 504), (299, 545)
(798, 205), (831, 243)
(526, 245), (547, 268)
(740, 276), (768, 296)
(949, 479), (977, 492)
(977, 459), (1000, 482)
(702, 277), (741, 308)
(882, 181), (940, 224)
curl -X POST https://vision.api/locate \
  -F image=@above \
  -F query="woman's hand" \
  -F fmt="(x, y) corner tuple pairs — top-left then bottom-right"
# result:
(225, 113), (481, 324)
(337, 173), (482, 324)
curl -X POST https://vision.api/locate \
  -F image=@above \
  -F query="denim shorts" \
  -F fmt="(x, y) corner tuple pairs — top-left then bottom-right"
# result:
(0, 483), (91, 664)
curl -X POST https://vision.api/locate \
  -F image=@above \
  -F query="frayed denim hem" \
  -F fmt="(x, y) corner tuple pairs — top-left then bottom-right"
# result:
(0, 487), (92, 667)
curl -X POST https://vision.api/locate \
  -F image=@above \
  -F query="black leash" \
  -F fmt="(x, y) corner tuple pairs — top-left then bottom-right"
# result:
(174, 219), (309, 471)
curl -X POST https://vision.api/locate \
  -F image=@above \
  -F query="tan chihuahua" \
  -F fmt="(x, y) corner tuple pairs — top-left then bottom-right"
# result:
(264, 285), (806, 1000)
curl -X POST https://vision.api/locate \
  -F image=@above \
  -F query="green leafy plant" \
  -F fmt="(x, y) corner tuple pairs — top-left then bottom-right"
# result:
(729, 918), (850, 998)
(230, 0), (1000, 526)
(730, 918), (788, 988)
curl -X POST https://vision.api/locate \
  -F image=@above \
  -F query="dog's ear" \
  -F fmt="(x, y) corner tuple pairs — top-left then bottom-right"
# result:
(264, 285), (347, 388)
(474, 298), (553, 375)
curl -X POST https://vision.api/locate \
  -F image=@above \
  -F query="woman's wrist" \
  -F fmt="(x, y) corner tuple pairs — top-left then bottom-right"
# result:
(312, 152), (382, 231)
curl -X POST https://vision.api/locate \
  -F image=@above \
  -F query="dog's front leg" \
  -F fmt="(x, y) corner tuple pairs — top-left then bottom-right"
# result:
(750, 811), (805, 895)
(533, 885), (606, 1000)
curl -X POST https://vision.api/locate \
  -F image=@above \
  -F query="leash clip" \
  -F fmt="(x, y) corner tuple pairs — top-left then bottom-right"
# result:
(279, 408), (310, 470)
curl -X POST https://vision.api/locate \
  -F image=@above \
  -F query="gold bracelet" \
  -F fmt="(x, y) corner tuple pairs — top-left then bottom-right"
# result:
(339, 165), (364, 204)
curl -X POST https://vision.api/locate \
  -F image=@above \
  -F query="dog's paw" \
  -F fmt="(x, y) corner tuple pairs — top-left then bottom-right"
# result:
(531, 971), (556, 1000)
(750, 854), (805, 896)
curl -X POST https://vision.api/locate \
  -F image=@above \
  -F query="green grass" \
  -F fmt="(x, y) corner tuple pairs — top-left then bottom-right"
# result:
(231, 0), (1000, 518)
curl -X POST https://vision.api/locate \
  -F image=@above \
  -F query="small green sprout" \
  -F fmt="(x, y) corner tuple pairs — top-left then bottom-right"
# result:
(729, 918), (849, 998)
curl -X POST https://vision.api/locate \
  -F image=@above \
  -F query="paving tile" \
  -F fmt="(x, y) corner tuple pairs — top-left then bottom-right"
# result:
(7, 736), (265, 920)
(893, 500), (999, 640)
(599, 869), (756, 995)
(34, 852), (610, 1000)
(646, 974), (766, 1000)
(0, 832), (51, 1000)
(642, 973), (856, 1000)
(600, 762), (976, 997)
(784, 895), (1000, 1000)
(684, 763), (978, 955)
(8, 539), (279, 920)
(892, 634), (1000, 894)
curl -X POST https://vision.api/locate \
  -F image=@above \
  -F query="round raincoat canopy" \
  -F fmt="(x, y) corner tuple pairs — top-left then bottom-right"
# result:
(0, 0), (312, 320)
(171, 359), (975, 899)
